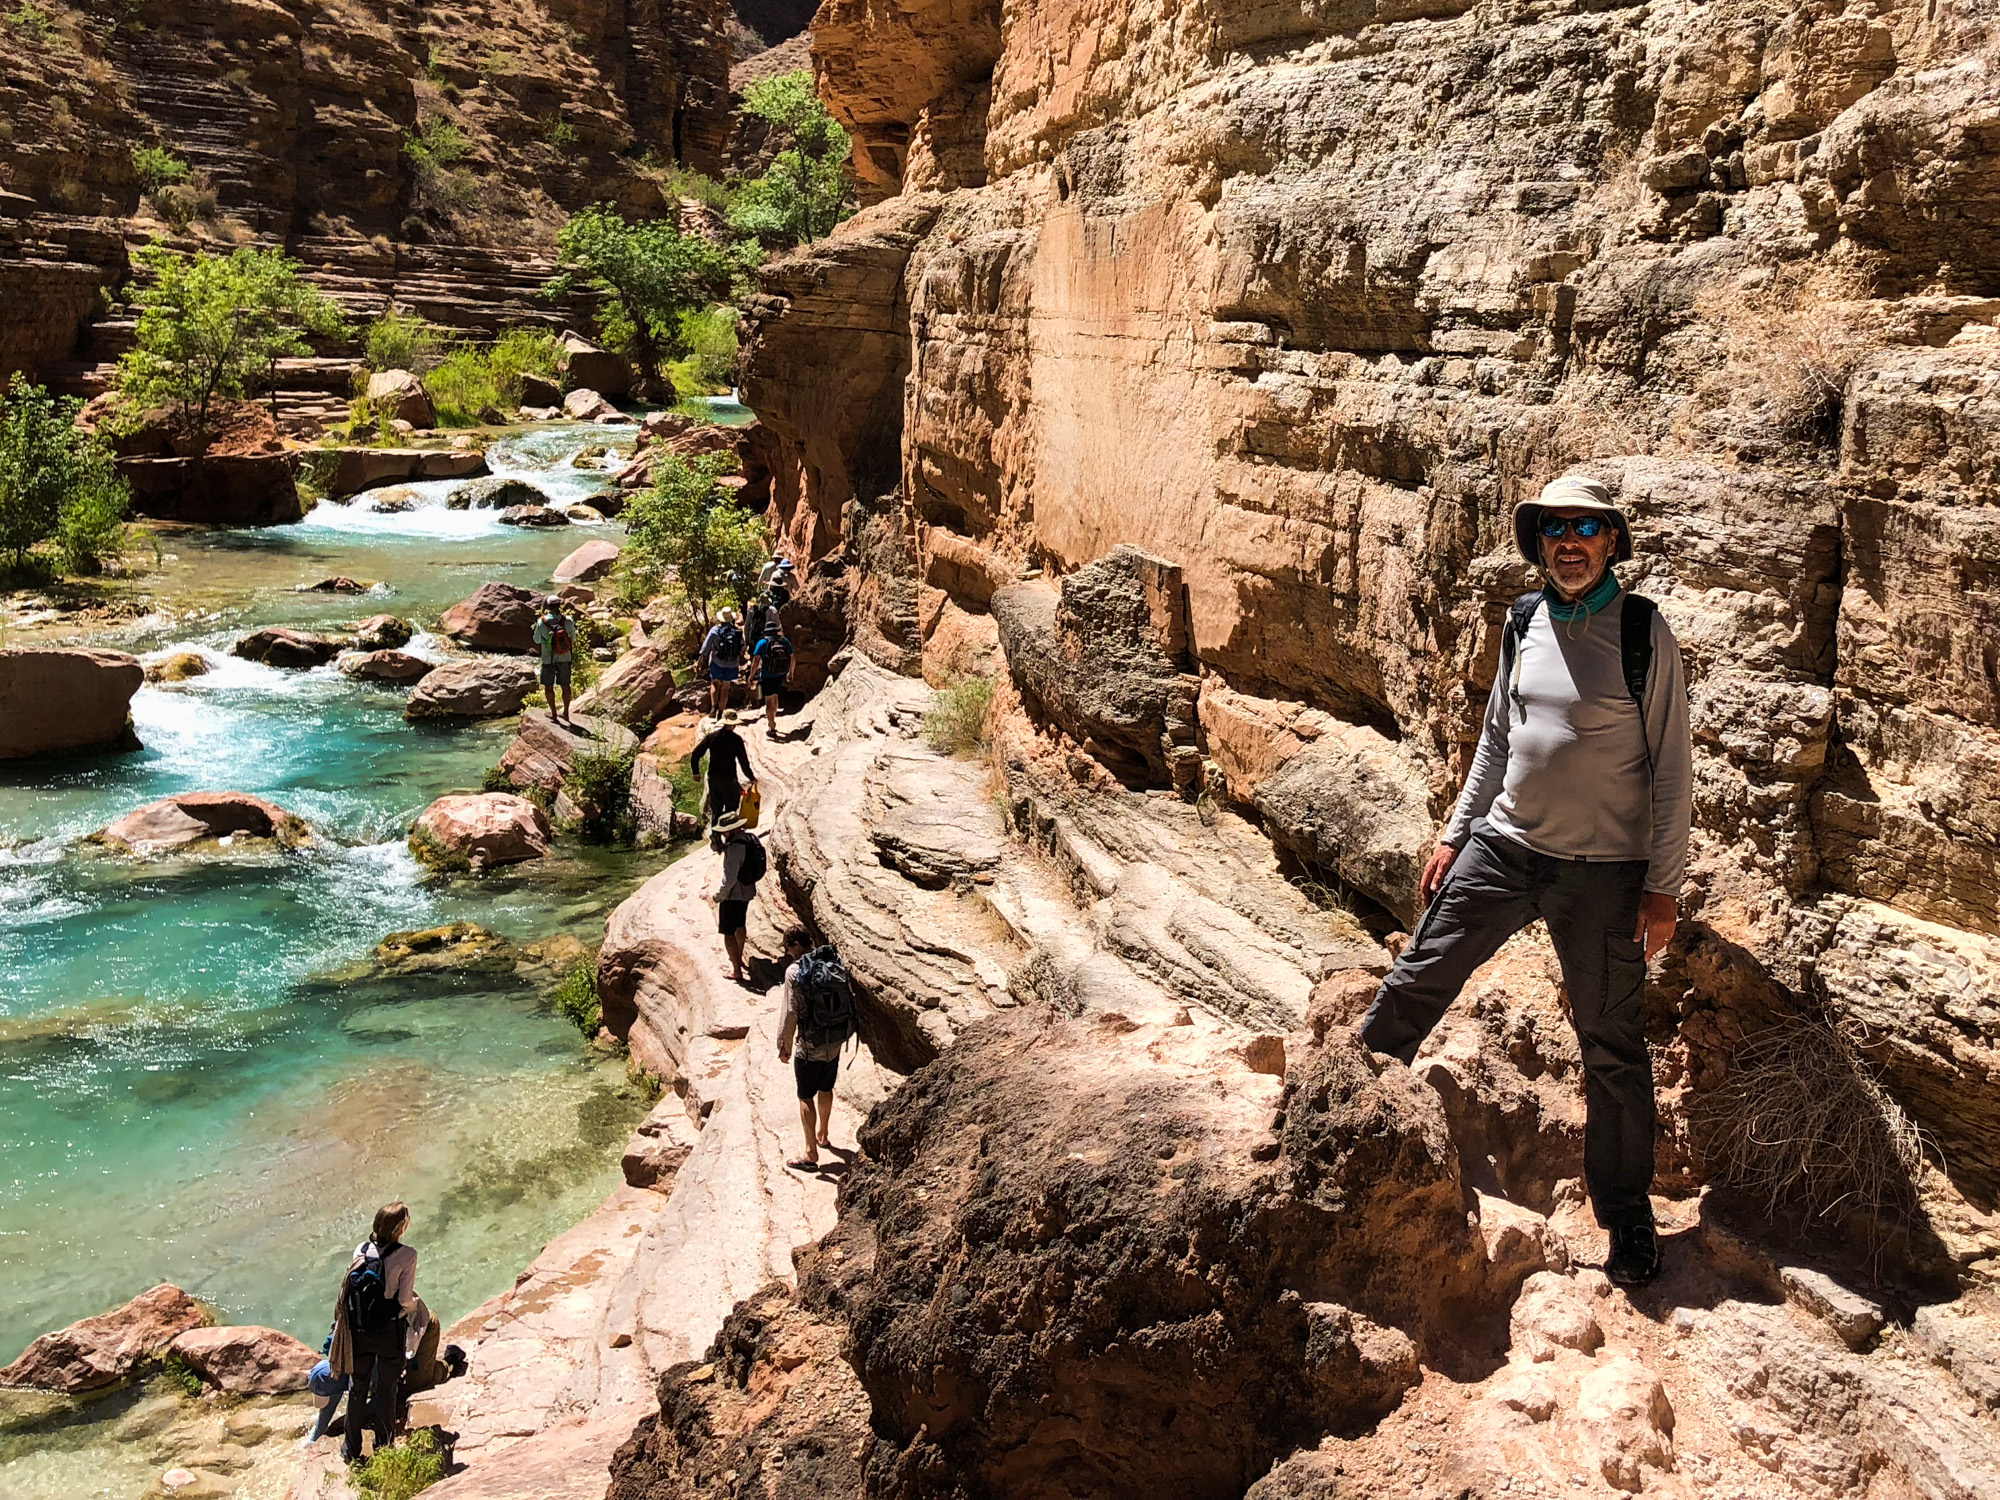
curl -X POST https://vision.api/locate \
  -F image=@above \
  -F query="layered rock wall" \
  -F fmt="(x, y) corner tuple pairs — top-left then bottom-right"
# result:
(739, 0), (2000, 1236)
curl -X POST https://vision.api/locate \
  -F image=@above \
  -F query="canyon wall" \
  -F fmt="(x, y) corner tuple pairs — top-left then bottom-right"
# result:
(741, 0), (2000, 1253)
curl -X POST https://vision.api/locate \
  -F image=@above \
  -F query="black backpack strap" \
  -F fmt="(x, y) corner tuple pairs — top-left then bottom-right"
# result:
(1505, 591), (1541, 722)
(1618, 592), (1656, 709)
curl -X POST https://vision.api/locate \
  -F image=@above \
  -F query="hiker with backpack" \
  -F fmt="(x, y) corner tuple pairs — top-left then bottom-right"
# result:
(752, 622), (796, 737)
(328, 1202), (430, 1464)
(690, 707), (758, 823)
(699, 607), (748, 713)
(1357, 474), (1692, 1287)
(777, 928), (855, 1172)
(708, 810), (767, 984)
(533, 597), (576, 725)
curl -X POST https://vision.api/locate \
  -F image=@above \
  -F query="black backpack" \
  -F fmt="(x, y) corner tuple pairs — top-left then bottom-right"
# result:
(759, 634), (793, 674)
(794, 946), (855, 1049)
(733, 830), (767, 886)
(711, 621), (742, 659)
(343, 1247), (401, 1335)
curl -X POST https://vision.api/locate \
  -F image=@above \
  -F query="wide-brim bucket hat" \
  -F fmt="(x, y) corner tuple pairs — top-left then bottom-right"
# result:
(711, 812), (746, 835)
(1514, 475), (1634, 565)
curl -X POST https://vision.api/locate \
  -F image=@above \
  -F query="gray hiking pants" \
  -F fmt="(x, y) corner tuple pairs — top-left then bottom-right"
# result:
(1357, 821), (1655, 1229)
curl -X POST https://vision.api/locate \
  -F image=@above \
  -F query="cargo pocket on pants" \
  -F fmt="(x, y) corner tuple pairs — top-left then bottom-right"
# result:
(1602, 933), (1648, 1031)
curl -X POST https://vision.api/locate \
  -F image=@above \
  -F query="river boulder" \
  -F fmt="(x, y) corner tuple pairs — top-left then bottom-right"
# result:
(0, 1284), (208, 1393)
(553, 540), (621, 583)
(353, 613), (413, 650)
(412, 793), (550, 869)
(497, 504), (569, 527)
(327, 448), (487, 499)
(495, 710), (637, 800)
(95, 792), (312, 854)
(438, 582), (540, 653)
(166, 1326), (316, 1395)
(563, 388), (618, 423)
(144, 652), (210, 684)
(573, 644), (678, 729)
(231, 628), (343, 669)
(0, 649), (143, 760)
(341, 650), (434, 684)
(404, 656), (540, 720)
(520, 371), (561, 407)
(448, 476), (550, 511)
(119, 454), (303, 525)
(363, 369), (436, 429)
(299, 576), (369, 594)
(559, 331), (631, 397)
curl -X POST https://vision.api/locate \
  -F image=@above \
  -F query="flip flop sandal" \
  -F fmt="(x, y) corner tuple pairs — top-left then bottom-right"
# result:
(786, 1157), (821, 1173)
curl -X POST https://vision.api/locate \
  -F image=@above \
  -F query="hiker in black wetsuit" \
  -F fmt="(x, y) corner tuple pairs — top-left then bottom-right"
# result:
(690, 708), (757, 823)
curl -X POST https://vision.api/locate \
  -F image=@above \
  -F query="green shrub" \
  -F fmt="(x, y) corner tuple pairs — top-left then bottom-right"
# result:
(479, 763), (515, 793)
(561, 748), (638, 845)
(667, 757), (700, 817)
(926, 676), (994, 757)
(7, 3), (53, 42)
(0, 373), (130, 577)
(659, 167), (734, 216)
(541, 114), (580, 151)
(296, 448), (341, 501)
(426, 346), (503, 426)
(363, 306), (450, 373)
(352, 1427), (449, 1500)
(131, 144), (189, 193)
(617, 450), (764, 618)
(404, 117), (478, 220)
(158, 1352), (203, 1398)
(486, 327), (564, 405)
(550, 961), (602, 1037)
(408, 823), (471, 875)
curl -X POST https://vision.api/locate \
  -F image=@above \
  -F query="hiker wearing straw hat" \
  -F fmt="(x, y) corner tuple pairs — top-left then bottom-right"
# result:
(708, 810), (766, 984)
(1358, 473), (1693, 1287)
(699, 607), (749, 714)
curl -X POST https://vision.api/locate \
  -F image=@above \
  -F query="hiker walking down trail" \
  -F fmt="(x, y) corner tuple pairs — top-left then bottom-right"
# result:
(1358, 474), (1693, 1287)
(691, 708), (758, 824)
(699, 608), (748, 713)
(753, 622), (796, 738)
(532, 597), (576, 725)
(709, 811), (767, 984)
(328, 1202), (430, 1463)
(777, 928), (855, 1172)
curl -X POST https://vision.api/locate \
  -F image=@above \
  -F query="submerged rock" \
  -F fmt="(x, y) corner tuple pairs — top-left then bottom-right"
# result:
(144, 651), (210, 684)
(404, 656), (540, 720)
(438, 582), (541, 653)
(0, 648), (143, 761)
(412, 793), (550, 870)
(0, 1283), (208, 1393)
(94, 792), (312, 855)
(497, 504), (570, 527)
(340, 649), (434, 684)
(298, 575), (370, 594)
(166, 1325), (315, 1395)
(449, 476), (552, 511)
(231, 628), (342, 669)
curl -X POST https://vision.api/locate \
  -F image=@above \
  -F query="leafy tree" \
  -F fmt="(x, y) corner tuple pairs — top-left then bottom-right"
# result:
(546, 206), (743, 391)
(619, 450), (767, 623)
(729, 71), (852, 246)
(0, 373), (129, 576)
(666, 306), (738, 399)
(118, 243), (348, 455)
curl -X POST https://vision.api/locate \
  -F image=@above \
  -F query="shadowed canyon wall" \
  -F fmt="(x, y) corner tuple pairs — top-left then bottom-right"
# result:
(741, 0), (2000, 1252)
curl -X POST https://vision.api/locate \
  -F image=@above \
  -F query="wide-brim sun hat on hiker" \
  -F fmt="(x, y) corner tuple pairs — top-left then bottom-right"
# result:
(711, 812), (745, 834)
(720, 708), (741, 725)
(720, 608), (739, 623)
(1514, 474), (1634, 565)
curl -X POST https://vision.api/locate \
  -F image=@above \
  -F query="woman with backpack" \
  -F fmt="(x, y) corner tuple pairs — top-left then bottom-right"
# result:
(329, 1202), (429, 1464)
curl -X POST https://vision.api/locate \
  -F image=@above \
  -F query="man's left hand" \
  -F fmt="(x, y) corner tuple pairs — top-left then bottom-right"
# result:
(1635, 892), (1678, 961)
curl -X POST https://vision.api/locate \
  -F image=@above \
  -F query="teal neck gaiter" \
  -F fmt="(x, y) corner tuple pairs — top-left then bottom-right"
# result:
(1545, 570), (1620, 622)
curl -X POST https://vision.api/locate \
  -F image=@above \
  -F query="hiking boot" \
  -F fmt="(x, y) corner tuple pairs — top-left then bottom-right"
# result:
(1605, 1222), (1662, 1286)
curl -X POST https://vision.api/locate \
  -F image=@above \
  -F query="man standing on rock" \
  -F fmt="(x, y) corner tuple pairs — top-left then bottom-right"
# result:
(708, 811), (766, 984)
(532, 597), (576, 725)
(1358, 474), (1692, 1287)
(777, 927), (855, 1173)
(691, 708), (757, 824)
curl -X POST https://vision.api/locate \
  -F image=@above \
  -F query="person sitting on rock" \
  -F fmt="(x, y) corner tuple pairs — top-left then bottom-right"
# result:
(532, 597), (576, 724)
(690, 708), (758, 824)
(777, 927), (856, 1172)
(698, 607), (747, 713)
(752, 622), (796, 738)
(300, 1328), (349, 1451)
(1357, 473), (1693, 1288)
(708, 812), (766, 985)
(329, 1201), (431, 1464)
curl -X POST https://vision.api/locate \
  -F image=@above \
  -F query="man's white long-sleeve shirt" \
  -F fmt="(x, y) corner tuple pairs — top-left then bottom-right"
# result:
(1443, 585), (1693, 896)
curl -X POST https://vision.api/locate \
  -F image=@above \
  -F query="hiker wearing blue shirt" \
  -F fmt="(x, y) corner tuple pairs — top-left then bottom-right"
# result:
(1358, 474), (1693, 1288)
(752, 624), (795, 737)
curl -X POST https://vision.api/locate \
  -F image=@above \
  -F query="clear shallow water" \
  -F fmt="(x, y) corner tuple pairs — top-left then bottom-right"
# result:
(0, 426), (666, 1369)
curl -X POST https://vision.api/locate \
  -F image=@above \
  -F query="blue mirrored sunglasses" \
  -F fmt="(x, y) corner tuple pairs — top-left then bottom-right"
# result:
(1539, 515), (1609, 539)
